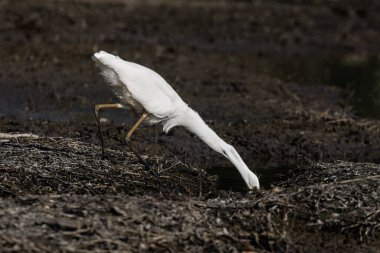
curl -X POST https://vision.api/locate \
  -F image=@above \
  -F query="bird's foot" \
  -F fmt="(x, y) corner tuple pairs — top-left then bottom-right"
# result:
(137, 154), (159, 178)
(126, 140), (159, 178)
(142, 161), (159, 178)
(101, 151), (108, 160)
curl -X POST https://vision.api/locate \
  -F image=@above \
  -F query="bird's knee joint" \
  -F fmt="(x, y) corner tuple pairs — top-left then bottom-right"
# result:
(94, 105), (100, 115)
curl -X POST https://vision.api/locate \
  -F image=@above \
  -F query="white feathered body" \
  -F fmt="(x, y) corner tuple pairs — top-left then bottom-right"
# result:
(93, 51), (188, 129)
(93, 51), (260, 189)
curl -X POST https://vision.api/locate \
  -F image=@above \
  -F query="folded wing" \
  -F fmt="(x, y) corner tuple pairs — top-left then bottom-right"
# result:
(93, 51), (183, 118)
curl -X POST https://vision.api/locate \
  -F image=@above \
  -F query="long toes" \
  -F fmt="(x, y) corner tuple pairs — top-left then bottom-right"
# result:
(125, 141), (159, 177)
(144, 163), (159, 177)
(101, 152), (108, 160)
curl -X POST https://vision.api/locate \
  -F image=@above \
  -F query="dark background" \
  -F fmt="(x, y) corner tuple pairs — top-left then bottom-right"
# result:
(1, 0), (380, 185)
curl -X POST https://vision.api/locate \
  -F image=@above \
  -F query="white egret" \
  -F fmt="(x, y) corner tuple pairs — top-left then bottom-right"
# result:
(93, 51), (260, 189)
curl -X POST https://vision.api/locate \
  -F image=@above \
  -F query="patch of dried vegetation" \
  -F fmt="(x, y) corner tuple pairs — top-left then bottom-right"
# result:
(0, 135), (215, 197)
(0, 135), (379, 252)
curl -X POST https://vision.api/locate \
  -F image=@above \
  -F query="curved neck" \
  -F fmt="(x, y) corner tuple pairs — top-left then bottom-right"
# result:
(181, 108), (227, 153)
(179, 108), (259, 189)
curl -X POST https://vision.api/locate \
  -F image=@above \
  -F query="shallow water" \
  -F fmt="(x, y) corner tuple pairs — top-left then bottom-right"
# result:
(209, 164), (291, 191)
(257, 54), (380, 119)
(211, 54), (380, 191)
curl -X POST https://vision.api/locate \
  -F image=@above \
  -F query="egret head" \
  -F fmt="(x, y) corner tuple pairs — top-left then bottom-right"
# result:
(221, 144), (260, 190)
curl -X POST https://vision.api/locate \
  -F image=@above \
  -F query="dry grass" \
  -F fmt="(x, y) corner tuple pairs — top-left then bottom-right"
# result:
(0, 135), (379, 252)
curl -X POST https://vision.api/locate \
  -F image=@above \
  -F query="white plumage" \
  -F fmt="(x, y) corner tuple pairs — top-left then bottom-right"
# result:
(93, 51), (260, 189)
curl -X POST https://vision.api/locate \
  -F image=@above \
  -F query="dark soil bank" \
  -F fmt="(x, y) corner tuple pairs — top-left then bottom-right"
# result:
(0, 0), (380, 252)
(1, 136), (379, 252)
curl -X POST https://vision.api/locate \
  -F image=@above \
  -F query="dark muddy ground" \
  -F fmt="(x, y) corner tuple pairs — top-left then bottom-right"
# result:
(0, 0), (380, 252)
(1, 136), (379, 252)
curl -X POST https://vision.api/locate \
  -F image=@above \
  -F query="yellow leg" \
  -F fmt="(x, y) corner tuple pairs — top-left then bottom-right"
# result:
(94, 103), (126, 157)
(126, 113), (148, 141)
(125, 113), (158, 176)
(94, 107), (156, 175)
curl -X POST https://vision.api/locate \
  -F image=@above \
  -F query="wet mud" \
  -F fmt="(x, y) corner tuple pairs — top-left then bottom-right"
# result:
(0, 0), (380, 252)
